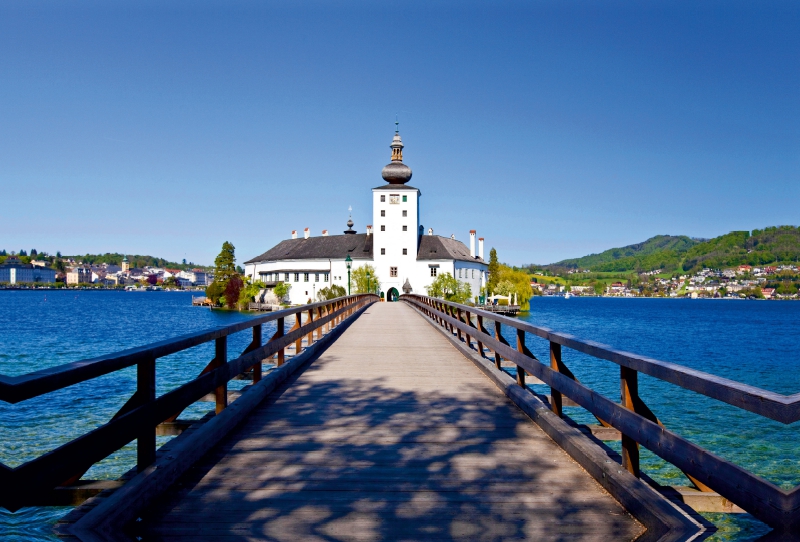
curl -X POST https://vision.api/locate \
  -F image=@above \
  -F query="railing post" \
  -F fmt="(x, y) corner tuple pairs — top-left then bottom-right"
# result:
(292, 312), (303, 354)
(476, 315), (485, 358)
(213, 336), (227, 414)
(516, 329), (527, 388)
(252, 325), (262, 383)
(456, 308), (463, 342)
(306, 308), (314, 346)
(493, 321), (503, 369)
(620, 366), (640, 477)
(137, 353), (156, 472)
(276, 317), (285, 366)
(549, 341), (563, 418)
(465, 311), (472, 349)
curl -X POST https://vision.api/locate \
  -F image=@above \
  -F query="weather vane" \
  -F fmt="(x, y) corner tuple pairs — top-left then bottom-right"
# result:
(348, 205), (352, 217)
(395, 114), (399, 133)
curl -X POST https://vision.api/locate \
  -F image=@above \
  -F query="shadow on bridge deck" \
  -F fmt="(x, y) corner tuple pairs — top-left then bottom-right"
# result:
(138, 303), (644, 541)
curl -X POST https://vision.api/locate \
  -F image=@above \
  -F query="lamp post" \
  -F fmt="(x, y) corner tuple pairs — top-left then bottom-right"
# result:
(366, 270), (371, 295)
(345, 254), (352, 296)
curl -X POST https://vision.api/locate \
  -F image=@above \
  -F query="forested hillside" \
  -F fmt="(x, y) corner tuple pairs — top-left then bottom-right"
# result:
(544, 226), (800, 273)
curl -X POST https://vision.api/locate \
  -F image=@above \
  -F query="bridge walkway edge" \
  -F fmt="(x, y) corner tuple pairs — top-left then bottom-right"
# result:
(404, 300), (712, 542)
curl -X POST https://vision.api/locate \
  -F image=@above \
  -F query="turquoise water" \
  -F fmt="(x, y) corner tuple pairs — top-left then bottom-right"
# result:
(1, 292), (798, 540)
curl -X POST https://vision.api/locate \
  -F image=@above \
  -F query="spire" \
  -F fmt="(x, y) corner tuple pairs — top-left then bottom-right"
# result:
(381, 121), (412, 184)
(390, 130), (404, 162)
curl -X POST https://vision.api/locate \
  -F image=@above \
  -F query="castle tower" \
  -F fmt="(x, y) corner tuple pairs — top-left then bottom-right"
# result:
(121, 255), (130, 273)
(372, 122), (420, 301)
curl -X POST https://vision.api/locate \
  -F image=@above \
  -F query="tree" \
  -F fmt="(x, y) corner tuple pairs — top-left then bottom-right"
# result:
(223, 275), (243, 309)
(487, 248), (499, 293)
(239, 279), (266, 307)
(274, 282), (291, 303)
(163, 276), (179, 289)
(351, 264), (380, 294)
(30, 249), (38, 257)
(317, 285), (346, 301)
(426, 272), (472, 304)
(206, 281), (224, 305)
(488, 264), (534, 310)
(214, 242), (237, 284)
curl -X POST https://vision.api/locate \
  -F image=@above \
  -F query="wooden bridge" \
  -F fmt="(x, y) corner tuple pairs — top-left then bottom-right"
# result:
(1, 294), (799, 540)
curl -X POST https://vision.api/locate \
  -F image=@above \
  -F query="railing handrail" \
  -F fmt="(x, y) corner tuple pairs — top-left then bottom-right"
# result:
(402, 295), (798, 422)
(402, 293), (800, 533)
(0, 295), (372, 404)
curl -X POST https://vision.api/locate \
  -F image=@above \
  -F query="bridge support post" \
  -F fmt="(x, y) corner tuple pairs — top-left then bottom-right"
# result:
(275, 317), (285, 366)
(137, 353), (156, 472)
(252, 325), (262, 384)
(476, 315), (485, 357)
(620, 366), (640, 477)
(493, 321), (503, 370)
(515, 329), (526, 388)
(549, 342), (563, 418)
(213, 337), (228, 414)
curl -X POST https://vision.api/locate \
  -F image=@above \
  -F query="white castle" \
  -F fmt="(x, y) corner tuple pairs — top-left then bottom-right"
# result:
(244, 127), (488, 304)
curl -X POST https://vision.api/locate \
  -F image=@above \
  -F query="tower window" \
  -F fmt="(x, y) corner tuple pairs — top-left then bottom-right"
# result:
(430, 267), (437, 277)
(402, 195), (407, 202)
(381, 225), (385, 231)
(381, 248), (385, 255)
(390, 267), (398, 277)
(402, 225), (407, 231)
(294, 273), (300, 282)
(380, 195), (385, 202)
(402, 210), (407, 217)
(403, 248), (407, 255)
(381, 210), (385, 217)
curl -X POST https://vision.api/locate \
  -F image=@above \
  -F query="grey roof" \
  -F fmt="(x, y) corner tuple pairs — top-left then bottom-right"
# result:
(244, 234), (373, 264)
(417, 235), (486, 264)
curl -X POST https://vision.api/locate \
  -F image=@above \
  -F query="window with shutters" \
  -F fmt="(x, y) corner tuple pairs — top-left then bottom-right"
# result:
(390, 267), (398, 277)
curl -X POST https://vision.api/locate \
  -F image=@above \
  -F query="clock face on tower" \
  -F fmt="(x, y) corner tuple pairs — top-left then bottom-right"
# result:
(389, 194), (400, 204)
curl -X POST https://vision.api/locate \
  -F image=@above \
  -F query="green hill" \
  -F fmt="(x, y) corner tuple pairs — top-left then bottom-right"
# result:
(546, 226), (800, 273)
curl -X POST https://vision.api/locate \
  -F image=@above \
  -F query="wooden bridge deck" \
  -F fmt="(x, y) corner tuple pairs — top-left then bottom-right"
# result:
(141, 302), (644, 541)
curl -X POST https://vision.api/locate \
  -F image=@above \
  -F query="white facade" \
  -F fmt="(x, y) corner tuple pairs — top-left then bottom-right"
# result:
(244, 130), (488, 305)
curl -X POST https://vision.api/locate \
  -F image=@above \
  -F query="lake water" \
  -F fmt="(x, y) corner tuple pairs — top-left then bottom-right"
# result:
(1, 291), (798, 540)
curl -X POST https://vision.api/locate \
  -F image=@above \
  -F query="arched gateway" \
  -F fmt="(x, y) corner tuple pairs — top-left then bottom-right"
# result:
(387, 287), (400, 302)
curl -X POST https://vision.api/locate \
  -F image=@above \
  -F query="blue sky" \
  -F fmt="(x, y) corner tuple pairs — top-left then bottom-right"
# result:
(1, 1), (797, 266)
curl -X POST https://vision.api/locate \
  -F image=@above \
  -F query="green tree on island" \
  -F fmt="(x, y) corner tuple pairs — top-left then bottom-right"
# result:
(317, 284), (346, 301)
(206, 241), (240, 307)
(426, 272), (472, 304)
(351, 264), (380, 294)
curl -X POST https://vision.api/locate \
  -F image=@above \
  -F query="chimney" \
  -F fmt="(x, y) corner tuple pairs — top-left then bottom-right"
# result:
(478, 237), (484, 260)
(291, 230), (297, 239)
(428, 228), (433, 236)
(366, 225), (373, 235)
(469, 230), (476, 258)
(322, 229), (328, 237)
(304, 227), (310, 239)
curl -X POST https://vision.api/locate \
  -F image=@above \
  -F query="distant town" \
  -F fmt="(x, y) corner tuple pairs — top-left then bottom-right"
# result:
(531, 264), (800, 300)
(0, 251), (212, 290)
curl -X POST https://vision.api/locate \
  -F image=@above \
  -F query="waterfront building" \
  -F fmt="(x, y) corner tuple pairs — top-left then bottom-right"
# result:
(0, 257), (57, 284)
(244, 128), (488, 304)
(66, 266), (92, 285)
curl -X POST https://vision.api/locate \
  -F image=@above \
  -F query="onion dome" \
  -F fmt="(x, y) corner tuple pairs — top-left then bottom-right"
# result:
(381, 124), (412, 184)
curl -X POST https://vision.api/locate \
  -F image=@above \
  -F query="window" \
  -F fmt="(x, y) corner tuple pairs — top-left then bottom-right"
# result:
(402, 210), (407, 217)
(458, 268), (462, 278)
(430, 267), (437, 277)
(315, 274), (319, 282)
(284, 273), (290, 281)
(380, 195), (385, 202)
(403, 248), (407, 255)
(324, 273), (329, 281)
(390, 194), (400, 204)
(402, 195), (407, 202)
(472, 269), (475, 279)
(381, 248), (385, 255)
(381, 210), (385, 217)
(380, 225), (385, 231)
(402, 225), (407, 231)
(390, 267), (398, 277)
(304, 273), (309, 282)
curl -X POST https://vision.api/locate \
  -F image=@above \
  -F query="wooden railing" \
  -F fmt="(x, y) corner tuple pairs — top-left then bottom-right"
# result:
(402, 294), (800, 535)
(0, 294), (377, 512)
